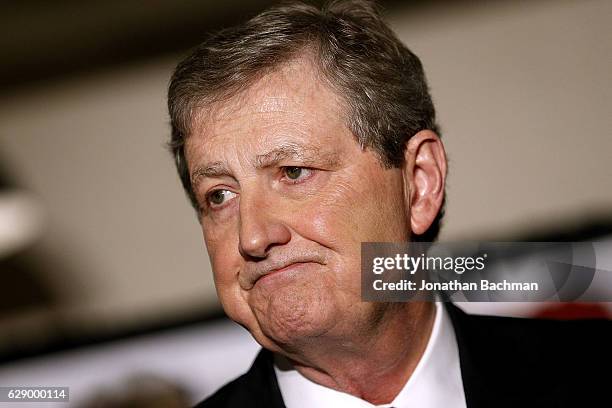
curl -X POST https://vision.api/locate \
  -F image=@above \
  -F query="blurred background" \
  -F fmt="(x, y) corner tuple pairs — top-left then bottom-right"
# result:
(0, 0), (611, 406)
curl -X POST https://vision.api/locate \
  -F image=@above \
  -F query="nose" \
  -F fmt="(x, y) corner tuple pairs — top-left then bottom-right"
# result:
(238, 191), (291, 259)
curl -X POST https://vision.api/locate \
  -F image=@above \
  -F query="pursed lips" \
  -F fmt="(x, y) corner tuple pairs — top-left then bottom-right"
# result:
(239, 254), (327, 290)
(258, 262), (310, 283)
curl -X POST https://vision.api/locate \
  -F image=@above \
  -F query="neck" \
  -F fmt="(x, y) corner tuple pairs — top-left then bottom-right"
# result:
(277, 301), (436, 404)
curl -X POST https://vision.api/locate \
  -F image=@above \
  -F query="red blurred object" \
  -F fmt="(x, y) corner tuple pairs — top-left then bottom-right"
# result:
(534, 303), (612, 320)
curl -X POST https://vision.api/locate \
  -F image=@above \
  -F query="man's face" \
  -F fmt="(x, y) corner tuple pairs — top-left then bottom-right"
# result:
(185, 59), (413, 351)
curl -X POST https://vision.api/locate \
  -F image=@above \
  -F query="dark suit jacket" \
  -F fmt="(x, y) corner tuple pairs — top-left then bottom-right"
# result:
(196, 303), (611, 407)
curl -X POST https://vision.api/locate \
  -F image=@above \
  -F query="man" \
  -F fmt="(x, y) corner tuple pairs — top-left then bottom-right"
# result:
(167, 1), (610, 407)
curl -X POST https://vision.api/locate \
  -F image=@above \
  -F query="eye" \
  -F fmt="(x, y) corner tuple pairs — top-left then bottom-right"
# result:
(206, 189), (237, 208)
(282, 166), (313, 183)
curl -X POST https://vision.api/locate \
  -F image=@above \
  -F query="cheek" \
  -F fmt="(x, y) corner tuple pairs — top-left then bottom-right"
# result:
(202, 223), (261, 326)
(299, 181), (361, 249)
(203, 225), (239, 290)
(205, 228), (255, 325)
(302, 171), (408, 246)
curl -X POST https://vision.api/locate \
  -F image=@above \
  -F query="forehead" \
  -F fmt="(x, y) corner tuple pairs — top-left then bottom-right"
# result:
(185, 58), (352, 166)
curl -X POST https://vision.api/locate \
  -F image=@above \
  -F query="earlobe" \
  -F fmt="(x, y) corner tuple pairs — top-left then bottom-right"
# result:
(402, 130), (447, 237)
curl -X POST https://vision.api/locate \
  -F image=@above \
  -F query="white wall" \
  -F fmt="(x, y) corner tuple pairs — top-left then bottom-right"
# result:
(390, 0), (612, 239)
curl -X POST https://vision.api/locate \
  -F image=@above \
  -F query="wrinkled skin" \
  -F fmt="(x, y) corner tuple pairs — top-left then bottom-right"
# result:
(184, 57), (446, 403)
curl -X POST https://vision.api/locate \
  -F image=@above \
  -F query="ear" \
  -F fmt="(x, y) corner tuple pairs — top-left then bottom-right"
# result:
(402, 130), (447, 236)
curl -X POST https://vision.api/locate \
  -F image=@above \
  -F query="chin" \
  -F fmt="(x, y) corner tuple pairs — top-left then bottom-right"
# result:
(250, 282), (340, 347)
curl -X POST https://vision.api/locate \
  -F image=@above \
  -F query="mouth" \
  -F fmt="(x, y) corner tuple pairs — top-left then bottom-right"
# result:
(255, 262), (312, 285)
(240, 251), (327, 290)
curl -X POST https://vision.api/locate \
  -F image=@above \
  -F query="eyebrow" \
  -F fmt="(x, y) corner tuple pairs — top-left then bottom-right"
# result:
(191, 162), (232, 188)
(255, 145), (319, 168)
(255, 144), (342, 170)
(191, 144), (341, 187)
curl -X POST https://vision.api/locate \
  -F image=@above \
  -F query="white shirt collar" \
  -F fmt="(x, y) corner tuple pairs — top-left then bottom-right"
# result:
(273, 301), (466, 408)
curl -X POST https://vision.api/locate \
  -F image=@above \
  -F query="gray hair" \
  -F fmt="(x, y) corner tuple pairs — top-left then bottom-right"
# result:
(168, 0), (444, 240)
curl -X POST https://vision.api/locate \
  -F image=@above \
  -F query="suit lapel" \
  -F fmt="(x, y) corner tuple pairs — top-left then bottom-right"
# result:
(444, 302), (561, 408)
(245, 348), (287, 408)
